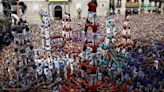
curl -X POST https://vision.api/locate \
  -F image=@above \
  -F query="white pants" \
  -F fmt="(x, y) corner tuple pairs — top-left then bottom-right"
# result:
(81, 70), (85, 78)
(90, 74), (97, 85)
(62, 31), (65, 37)
(98, 73), (102, 81)
(92, 33), (97, 45)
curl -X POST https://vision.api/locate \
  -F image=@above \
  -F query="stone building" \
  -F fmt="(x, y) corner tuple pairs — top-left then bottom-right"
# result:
(19, 0), (109, 24)
(111, 0), (164, 15)
(0, 0), (3, 17)
(1, 0), (164, 24)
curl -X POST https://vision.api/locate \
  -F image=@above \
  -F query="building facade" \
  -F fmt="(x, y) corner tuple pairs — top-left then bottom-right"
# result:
(19, 0), (109, 24)
(112, 0), (164, 15)
(0, 0), (3, 17)
(1, 0), (164, 24)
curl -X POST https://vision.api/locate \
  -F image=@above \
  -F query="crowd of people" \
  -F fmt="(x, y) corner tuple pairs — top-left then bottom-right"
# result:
(0, 3), (164, 92)
(129, 13), (164, 46)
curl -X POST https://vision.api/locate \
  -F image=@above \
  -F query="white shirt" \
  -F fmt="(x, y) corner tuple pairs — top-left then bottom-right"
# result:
(69, 58), (74, 63)
(113, 30), (117, 36)
(106, 28), (111, 34)
(66, 54), (69, 59)
(49, 63), (53, 70)
(127, 29), (131, 35)
(122, 29), (127, 35)
(124, 73), (130, 80)
(40, 60), (44, 67)
(98, 72), (102, 80)
(88, 13), (93, 22)
(45, 30), (50, 39)
(105, 38), (110, 45)
(12, 31), (16, 38)
(154, 60), (159, 69)
(23, 28), (26, 36)
(112, 38), (115, 43)
(124, 21), (128, 26)
(54, 61), (60, 70)
(116, 47), (120, 52)
(133, 67), (137, 77)
(122, 38), (126, 43)
(113, 28), (116, 32)
(122, 48), (126, 54)
(37, 68), (42, 75)
(47, 58), (51, 64)
(44, 68), (49, 75)
(127, 39), (131, 44)
(138, 49), (143, 53)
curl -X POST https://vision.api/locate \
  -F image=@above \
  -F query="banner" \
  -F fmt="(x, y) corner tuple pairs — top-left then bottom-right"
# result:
(126, 2), (139, 8)
(48, 0), (69, 1)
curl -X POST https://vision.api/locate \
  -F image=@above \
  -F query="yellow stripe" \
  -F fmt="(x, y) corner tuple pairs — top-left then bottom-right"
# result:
(48, 0), (68, 1)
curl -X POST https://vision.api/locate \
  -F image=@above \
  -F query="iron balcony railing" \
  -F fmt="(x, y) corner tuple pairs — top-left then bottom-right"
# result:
(126, 2), (140, 8)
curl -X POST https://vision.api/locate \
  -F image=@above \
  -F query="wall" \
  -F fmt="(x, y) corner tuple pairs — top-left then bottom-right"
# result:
(21, 0), (110, 24)
(69, 0), (109, 18)
(97, 0), (110, 16)
(0, 0), (3, 17)
(69, 0), (90, 18)
(20, 0), (49, 24)
(16, 0), (164, 24)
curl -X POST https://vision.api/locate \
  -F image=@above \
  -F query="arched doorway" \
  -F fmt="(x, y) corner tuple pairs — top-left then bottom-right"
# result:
(54, 6), (62, 20)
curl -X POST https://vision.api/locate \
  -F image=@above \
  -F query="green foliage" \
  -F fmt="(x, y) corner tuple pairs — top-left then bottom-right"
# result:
(0, 17), (5, 26)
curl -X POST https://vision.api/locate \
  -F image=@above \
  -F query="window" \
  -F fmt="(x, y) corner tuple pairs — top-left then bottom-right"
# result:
(118, 10), (120, 14)
(102, 4), (104, 7)
(118, 0), (121, 5)
(141, 0), (144, 2)
(117, 0), (121, 7)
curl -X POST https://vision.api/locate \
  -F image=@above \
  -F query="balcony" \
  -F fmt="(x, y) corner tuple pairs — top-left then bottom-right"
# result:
(141, 3), (152, 7)
(126, 2), (139, 8)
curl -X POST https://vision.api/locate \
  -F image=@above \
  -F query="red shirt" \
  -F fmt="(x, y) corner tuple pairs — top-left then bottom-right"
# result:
(123, 26), (127, 30)
(122, 35), (128, 39)
(63, 27), (70, 31)
(96, 81), (103, 87)
(67, 68), (71, 79)
(128, 79), (132, 85)
(92, 45), (98, 53)
(83, 44), (87, 51)
(77, 71), (82, 77)
(90, 66), (97, 74)
(107, 53), (111, 59)
(61, 85), (67, 92)
(88, 2), (97, 12)
(69, 86), (78, 92)
(79, 80), (85, 87)
(81, 62), (85, 67)
(122, 83), (127, 92)
(85, 23), (92, 27)
(88, 85), (97, 91)
(132, 88), (140, 92)
(81, 62), (86, 70)
(92, 25), (98, 32)
(160, 43), (164, 46)
(112, 83), (118, 91)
